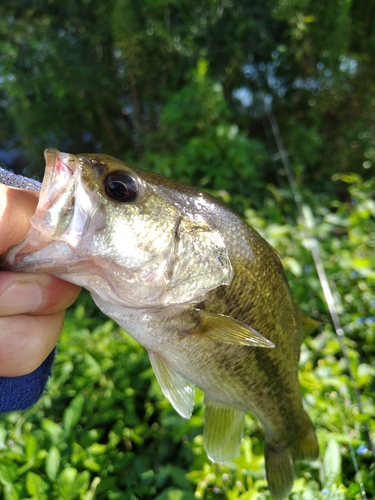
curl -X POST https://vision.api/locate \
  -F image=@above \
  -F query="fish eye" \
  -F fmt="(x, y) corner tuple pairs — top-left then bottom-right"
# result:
(104, 171), (138, 202)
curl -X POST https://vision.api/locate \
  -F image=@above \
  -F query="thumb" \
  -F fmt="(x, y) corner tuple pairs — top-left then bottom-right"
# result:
(0, 184), (39, 254)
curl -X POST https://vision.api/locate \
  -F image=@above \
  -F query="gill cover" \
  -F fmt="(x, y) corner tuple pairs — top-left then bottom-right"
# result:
(163, 211), (233, 305)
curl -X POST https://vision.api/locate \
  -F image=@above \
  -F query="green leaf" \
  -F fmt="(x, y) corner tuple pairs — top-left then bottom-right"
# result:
(25, 434), (39, 461)
(0, 428), (7, 447)
(1, 483), (19, 500)
(56, 468), (78, 500)
(83, 352), (102, 380)
(302, 204), (316, 229)
(26, 471), (49, 496)
(0, 460), (18, 484)
(320, 439), (342, 489)
(283, 256), (303, 276)
(154, 488), (197, 500)
(73, 470), (90, 495)
(169, 466), (193, 490)
(87, 443), (107, 456)
(56, 468), (90, 500)
(41, 419), (64, 441)
(63, 394), (85, 433)
(82, 477), (101, 500)
(45, 446), (61, 481)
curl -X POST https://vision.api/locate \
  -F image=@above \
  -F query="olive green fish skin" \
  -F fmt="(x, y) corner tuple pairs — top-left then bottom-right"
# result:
(1, 150), (319, 500)
(130, 167), (303, 424)
(89, 159), (319, 500)
(113, 185), (308, 437)
(95, 172), (318, 500)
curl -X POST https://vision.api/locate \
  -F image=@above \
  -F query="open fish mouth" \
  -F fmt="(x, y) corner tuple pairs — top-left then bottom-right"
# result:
(36, 149), (79, 240)
(31, 148), (98, 247)
(4, 149), (96, 266)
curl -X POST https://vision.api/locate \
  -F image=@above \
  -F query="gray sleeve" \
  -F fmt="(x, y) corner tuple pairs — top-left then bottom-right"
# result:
(0, 167), (41, 192)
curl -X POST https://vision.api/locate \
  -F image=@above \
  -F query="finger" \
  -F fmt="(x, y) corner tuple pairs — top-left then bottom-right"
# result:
(0, 272), (81, 316)
(0, 184), (39, 254)
(0, 312), (64, 376)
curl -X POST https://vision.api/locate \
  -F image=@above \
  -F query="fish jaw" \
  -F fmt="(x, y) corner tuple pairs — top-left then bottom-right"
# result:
(5, 149), (99, 267)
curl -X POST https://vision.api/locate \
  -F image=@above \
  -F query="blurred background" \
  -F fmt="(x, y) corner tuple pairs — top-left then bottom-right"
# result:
(0, 0), (374, 207)
(0, 1), (374, 499)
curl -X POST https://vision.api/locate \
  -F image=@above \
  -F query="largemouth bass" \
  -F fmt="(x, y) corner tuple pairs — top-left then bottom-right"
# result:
(1, 149), (319, 499)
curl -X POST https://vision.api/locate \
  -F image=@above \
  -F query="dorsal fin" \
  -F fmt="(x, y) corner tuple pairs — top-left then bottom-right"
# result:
(299, 311), (321, 340)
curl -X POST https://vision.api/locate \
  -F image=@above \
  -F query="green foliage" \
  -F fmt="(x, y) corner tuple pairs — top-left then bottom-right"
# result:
(143, 64), (267, 210)
(0, 0), (374, 200)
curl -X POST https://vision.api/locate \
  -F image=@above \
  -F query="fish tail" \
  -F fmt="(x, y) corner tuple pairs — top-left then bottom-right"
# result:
(265, 415), (319, 500)
(264, 440), (294, 500)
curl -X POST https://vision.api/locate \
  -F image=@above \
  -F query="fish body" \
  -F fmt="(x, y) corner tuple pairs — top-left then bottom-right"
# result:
(1, 150), (319, 499)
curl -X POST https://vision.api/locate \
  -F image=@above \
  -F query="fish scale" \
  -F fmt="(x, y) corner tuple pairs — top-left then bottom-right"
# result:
(0, 149), (320, 500)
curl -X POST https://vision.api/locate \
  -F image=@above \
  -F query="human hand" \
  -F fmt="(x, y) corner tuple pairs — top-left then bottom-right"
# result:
(0, 184), (81, 377)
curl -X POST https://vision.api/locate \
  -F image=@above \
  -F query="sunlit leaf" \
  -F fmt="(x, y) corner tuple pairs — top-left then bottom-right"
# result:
(320, 439), (342, 490)
(45, 446), (61, 481)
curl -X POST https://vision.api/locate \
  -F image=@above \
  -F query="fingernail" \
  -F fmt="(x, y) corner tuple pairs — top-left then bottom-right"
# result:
(0, 282), (43, 314)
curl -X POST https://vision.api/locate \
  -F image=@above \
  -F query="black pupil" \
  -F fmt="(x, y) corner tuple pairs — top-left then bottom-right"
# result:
(104, 172), (138, 202)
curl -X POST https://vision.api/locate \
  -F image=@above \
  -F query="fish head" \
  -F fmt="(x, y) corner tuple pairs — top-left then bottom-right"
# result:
(4, 149), (233, 309)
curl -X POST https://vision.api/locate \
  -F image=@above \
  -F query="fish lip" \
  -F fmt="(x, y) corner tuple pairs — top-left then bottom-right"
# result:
(49, 149), (75, 175)
(40, 149), (98, 248)
(20, 149), (89, 247)
(29, 149), (79, 240)
(2, 149), (80, 266)
(40, 149), (77, 202)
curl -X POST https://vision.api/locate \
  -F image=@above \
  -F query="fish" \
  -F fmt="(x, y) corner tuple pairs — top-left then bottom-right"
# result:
(1, 149), (320, 499)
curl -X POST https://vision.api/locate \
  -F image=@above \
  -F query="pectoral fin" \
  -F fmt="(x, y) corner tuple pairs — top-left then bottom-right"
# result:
(203, 397), (245, 462)
(148, 351), (195, 419)
(195, 310), (275, 348)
